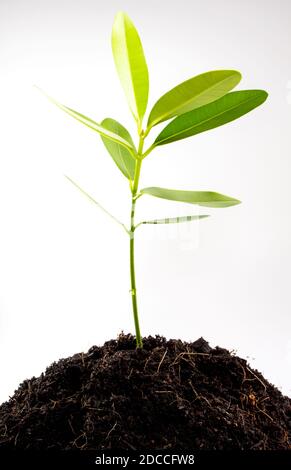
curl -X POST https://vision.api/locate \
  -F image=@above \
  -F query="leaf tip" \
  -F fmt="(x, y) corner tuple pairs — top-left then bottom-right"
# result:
(34, 85), (49, 99)
(224, 69), (242, 82)
(64, 174), (73, 183)
(113, 11), (130, 25)
(233, 198), (242, 206)
(252, 89), (269, 103)
(235, 70), (242, 82)
(113, 10), (124, 19)
(261, 90), (269, 101)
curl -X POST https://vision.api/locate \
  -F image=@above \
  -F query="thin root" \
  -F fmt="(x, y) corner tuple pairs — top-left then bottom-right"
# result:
(156, 349), (168, 374)
(105, 421), (117, 440)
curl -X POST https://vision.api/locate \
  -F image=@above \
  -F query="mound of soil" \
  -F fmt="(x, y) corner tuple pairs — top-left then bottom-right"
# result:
(0, 334), (290, 450)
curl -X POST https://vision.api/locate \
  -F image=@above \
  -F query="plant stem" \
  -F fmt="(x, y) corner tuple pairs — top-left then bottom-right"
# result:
(130, 219), (142, 348)
(142, 143), (155, 159)
(130, 135), (144, 348)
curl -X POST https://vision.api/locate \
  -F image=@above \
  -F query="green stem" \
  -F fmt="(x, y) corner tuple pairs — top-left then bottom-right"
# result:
(130, 221), (142, 348)
(142, 143), (155, 159)
(130, 135), (144, 348)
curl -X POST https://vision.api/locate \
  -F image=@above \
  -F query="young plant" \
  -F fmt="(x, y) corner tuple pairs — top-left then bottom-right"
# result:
(41, 12), (268, 348)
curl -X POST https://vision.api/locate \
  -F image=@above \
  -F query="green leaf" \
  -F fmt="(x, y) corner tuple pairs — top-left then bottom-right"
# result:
(147, 70), (241, 129)
(140, 187), (241, 208)
(112, 12), (149, 126)
(37, 88), (136, 154)
(138, 215), (209, 225)
(154, 90), (268, 146)
(101, 118), (136, 180)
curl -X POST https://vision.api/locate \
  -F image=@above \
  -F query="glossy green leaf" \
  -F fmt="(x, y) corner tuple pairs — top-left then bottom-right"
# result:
(101, 118), (136, 180)
(138, 215), (209, 225)
(140, 187), (241, 207)
(147, 70), (241, 129)
(39, 89), (136, 154)
(112, 12), (149, 126)
(155, 90), (268, 146)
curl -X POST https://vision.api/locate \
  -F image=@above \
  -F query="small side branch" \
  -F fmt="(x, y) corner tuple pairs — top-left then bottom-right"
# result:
(65, 175), (129, 234)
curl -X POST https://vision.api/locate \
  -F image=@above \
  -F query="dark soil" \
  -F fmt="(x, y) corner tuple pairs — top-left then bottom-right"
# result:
(0, 334), (290, 450)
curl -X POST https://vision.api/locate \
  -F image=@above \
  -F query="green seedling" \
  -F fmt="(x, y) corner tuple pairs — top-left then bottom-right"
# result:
(40, 12), (268, 348)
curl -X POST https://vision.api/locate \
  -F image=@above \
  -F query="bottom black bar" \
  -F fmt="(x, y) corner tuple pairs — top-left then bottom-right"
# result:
(0, 450), (290, 467)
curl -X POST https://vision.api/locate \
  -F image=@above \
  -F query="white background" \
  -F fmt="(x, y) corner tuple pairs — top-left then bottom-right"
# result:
(0, 0), (290, 403)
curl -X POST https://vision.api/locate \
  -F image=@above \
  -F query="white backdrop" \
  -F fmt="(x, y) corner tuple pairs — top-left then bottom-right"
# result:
(0, 0), (290, 403)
